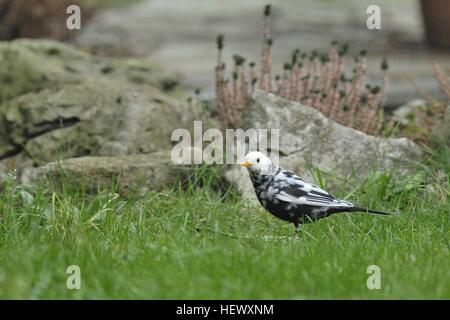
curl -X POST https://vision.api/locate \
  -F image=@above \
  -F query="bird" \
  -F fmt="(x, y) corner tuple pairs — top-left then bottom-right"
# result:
(240, 151), (390, 232)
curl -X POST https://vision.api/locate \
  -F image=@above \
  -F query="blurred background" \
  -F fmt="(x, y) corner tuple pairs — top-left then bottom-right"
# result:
(1, 0), (448, 109)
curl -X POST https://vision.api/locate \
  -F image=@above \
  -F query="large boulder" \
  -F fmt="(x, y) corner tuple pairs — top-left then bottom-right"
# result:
(22, 151), (193, 196)
(227, 90), (423, 198)
(0, 39), (198, 172)
(0, 79), (195, 169)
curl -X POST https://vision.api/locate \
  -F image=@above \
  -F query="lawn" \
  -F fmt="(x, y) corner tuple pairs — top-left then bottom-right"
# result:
(0, 147), (448, 299)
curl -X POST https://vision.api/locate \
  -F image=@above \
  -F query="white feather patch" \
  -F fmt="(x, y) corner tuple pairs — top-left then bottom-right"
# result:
(275, 191), (354, 207)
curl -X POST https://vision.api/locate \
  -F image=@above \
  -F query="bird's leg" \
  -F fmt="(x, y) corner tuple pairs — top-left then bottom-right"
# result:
(293, 221), (301, 237)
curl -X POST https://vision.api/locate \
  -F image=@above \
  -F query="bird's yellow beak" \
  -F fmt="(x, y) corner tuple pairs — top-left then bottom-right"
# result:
(240, 160), (252, 167)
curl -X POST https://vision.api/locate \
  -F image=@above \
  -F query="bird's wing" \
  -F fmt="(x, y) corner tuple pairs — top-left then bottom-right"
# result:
(272, 169), (354, 208)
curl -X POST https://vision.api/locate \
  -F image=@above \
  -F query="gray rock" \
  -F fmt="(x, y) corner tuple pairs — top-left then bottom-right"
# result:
(227, 90), (423, 198)
(0, 40), (199, 171)
(0, 79), (195, 168)
(22, 151), (193, 196)
(391, 99), (428, 126)
(432, 105), (450, 147)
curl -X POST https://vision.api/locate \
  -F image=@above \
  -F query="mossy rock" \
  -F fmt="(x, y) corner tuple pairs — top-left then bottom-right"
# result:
(0, 39), (179, 104)
(0, 78), (195, 168)
(0, 39), (201, 171)
(23, 151), (194, 196)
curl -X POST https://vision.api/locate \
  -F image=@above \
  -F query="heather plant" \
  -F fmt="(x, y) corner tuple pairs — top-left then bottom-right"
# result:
(392, 63), (449, 145)
(432, 62), (450, 101)
(215, 5), (389, 136)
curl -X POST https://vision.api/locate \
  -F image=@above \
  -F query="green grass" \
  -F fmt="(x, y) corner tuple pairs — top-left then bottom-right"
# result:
(0, 147), (449, 299)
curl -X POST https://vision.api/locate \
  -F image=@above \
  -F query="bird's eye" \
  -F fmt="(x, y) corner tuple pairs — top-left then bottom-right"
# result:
(256, 158), (260, 163)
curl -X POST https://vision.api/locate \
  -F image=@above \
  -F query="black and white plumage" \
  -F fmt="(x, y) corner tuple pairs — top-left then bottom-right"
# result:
(240, 151), (389, 232)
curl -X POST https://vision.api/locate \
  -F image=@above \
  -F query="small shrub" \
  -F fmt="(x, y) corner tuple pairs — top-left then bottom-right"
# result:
(215, 5), (388, 136)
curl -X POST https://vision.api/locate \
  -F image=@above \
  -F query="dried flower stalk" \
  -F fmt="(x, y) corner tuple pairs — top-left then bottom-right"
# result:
(214, 5), (388, 135)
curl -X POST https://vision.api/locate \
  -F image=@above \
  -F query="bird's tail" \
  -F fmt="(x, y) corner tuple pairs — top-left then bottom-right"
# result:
(350, 207), (390, 215)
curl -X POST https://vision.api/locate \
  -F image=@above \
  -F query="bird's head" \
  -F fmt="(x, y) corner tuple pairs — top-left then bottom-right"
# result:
(240, 151), (274, 175)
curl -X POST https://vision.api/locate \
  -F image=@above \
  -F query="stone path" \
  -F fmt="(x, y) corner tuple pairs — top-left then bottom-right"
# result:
(75, 0), (450, 108)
